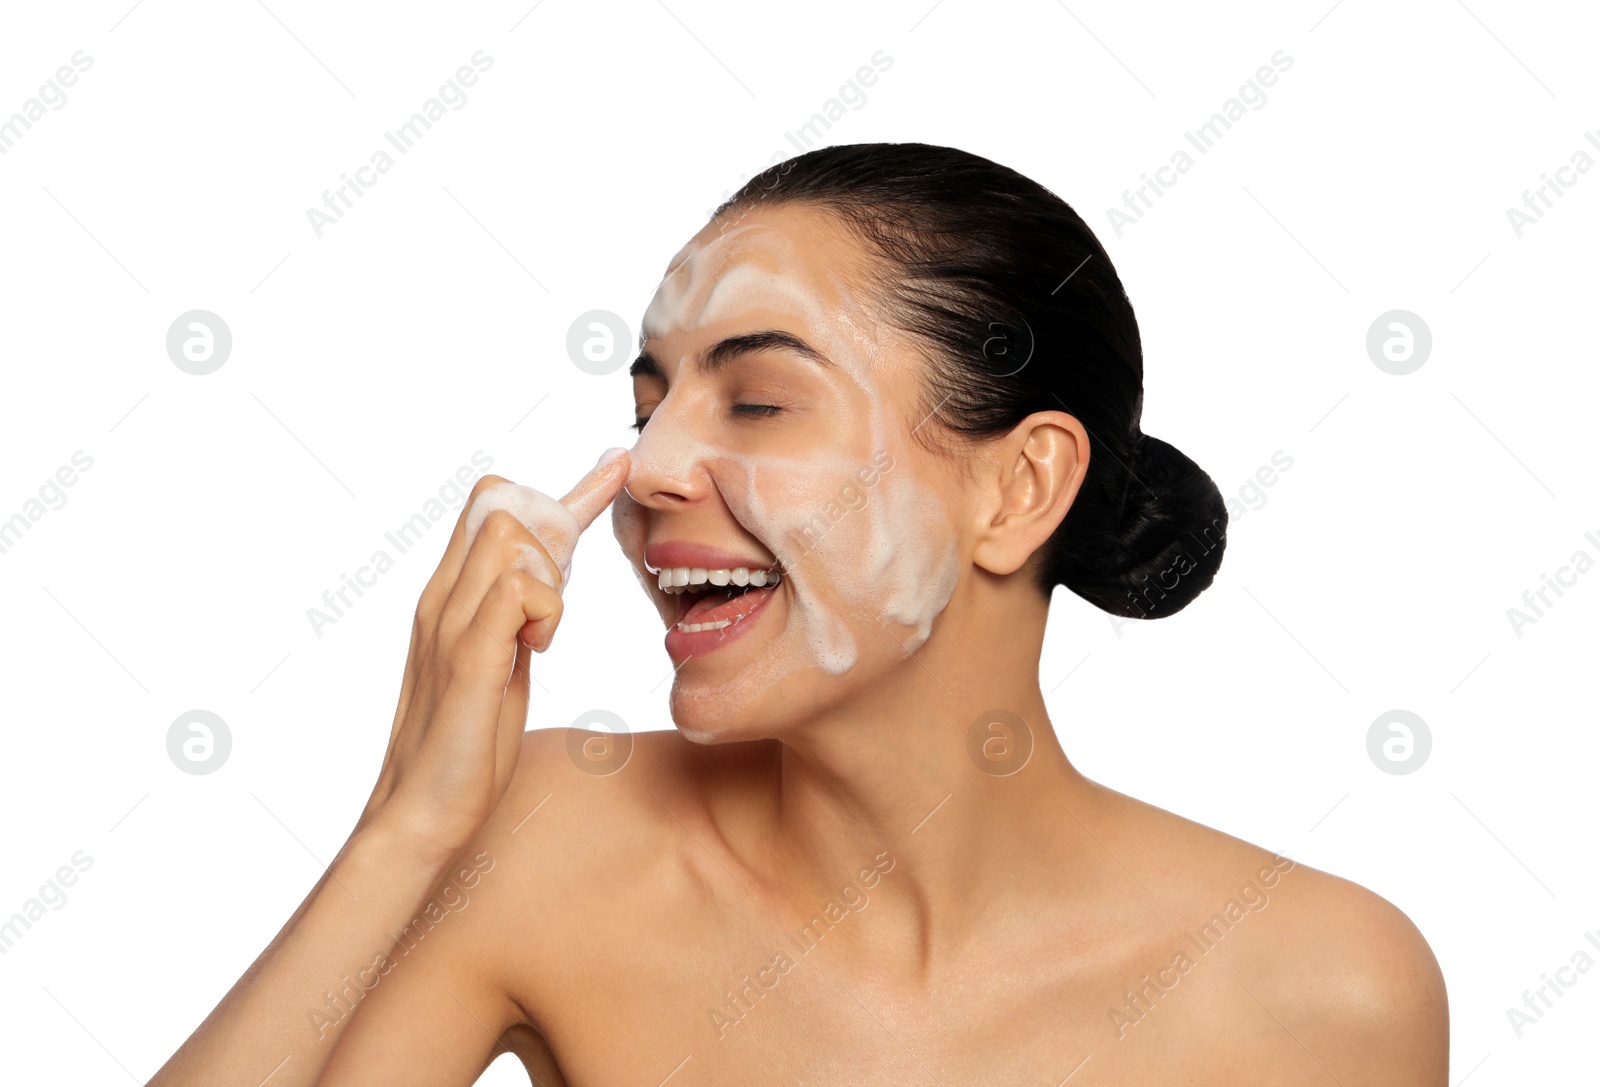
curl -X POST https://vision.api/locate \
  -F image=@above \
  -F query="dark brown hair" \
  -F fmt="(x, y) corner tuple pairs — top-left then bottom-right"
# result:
(715, 142), (1227, 618)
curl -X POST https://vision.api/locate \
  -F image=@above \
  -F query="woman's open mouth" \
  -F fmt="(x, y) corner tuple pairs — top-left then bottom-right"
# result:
(656, 564), (782, 658)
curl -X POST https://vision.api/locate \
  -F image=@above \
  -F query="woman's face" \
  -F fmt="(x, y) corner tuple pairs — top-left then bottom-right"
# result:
(613, 203), (965, 740)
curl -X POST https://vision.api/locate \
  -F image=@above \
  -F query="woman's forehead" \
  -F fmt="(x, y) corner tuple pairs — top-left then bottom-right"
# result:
(643, 208), (874, 341)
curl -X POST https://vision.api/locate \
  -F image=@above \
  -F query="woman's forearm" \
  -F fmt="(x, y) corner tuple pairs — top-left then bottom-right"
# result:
(146, 463), (627, 1085)
(147, 816), (449, 1087)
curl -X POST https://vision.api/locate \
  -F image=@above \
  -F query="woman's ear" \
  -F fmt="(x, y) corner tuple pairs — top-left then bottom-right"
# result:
(970, 411), (1089, 577)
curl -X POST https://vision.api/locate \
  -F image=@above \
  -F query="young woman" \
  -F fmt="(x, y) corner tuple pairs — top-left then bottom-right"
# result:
(152, 143), (1448, 1085)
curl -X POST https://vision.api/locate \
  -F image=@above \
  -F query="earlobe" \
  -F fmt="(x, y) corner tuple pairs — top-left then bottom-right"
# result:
(971, 412), (1088, 578)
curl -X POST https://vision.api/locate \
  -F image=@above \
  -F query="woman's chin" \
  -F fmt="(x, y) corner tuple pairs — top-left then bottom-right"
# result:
(668, 679), (798, 745)
(668, 692), (756, 744)
(669, 676), (845, 746)
(673, 722), (722, 745)
(671, 715), (768, 746)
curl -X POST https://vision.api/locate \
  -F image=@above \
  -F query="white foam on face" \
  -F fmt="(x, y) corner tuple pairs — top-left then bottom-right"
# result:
(617, 217), (963, 727)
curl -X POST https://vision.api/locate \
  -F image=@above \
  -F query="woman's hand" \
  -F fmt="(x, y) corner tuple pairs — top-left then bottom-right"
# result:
(146, 450), (631, 1087)
(360, 448), (631, 868)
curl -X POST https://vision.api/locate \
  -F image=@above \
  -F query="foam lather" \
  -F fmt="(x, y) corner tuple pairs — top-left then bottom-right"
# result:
(462, 447), (629, 594)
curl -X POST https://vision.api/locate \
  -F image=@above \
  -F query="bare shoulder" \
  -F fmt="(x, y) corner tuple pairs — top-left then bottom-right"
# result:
(482, 723), (772, 958)
(1252, 864), (1448, 1081)
(486, 725), (716, 897)
(500, 724), (769, 858)
(1084, 781), (1449, 1082)
(317, 726), (738, 1083)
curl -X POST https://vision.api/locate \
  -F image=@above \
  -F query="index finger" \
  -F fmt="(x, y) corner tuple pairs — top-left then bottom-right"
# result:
(559, 447), (631, 532)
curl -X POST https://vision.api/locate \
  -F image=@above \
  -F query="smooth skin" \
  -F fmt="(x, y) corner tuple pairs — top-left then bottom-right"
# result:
(151, 204), (1448, 1086)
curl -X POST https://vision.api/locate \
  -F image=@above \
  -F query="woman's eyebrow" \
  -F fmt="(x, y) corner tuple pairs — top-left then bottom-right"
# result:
(630, 330), (834, 381)
(629, 351), (663, 380)
(701, 330), (835, 373)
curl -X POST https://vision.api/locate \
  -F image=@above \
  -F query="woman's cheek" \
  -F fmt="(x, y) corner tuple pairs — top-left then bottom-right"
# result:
(802, 453), (962, 655)
(610, 489), (643, 562)
(612, 491), (669, 619)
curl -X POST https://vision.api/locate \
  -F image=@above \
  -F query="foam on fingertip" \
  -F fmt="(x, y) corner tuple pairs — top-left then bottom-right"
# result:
(463, 482), (582, 594)
(514, 541), (563, 589)
(561, 448), (632, 531)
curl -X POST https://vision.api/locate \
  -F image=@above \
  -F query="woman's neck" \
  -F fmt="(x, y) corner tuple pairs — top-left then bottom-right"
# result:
(748, 589), (1100, 979)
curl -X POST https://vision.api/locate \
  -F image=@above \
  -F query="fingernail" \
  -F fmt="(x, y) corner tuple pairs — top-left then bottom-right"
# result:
(595, 446), (628, 469)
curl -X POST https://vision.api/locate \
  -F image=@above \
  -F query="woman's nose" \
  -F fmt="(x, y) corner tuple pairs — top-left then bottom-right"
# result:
(623, 408), (715, 509)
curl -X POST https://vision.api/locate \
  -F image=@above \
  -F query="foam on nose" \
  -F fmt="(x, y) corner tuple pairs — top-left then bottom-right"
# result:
(622, 218), (965, 728)
(622, 399), (707, 499)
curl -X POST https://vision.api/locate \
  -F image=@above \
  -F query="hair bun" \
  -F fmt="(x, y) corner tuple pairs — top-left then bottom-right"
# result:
(717, 143), (1230, 619)
(1061, 432), (1229, 619)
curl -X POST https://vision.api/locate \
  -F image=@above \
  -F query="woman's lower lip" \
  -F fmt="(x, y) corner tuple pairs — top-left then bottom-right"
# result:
(663, 584), (777, 660)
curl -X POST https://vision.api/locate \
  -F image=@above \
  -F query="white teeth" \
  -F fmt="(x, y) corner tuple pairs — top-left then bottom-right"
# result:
(676, 617), (736, 633)
(651, 565), (781, 594)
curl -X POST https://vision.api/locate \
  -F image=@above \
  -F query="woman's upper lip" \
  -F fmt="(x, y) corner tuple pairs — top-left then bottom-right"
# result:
(644, 540), (779, 574)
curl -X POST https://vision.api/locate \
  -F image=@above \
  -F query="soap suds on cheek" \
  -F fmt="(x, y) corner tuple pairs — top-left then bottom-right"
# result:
(720, 453), (864, 677)
(662, 428), (961, 724)
(853, 467), (962, 649)
(737, 444), (961, 662)
(752, 279), (961, 666)
(627, 220), (965, 728)
(610, 490), (671, 623)
(619, 418), (880, 719)
(683, 437), (961, 730)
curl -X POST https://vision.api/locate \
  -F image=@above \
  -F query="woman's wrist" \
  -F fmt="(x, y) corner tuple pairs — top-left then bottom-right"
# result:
(346, 804), (468, 882)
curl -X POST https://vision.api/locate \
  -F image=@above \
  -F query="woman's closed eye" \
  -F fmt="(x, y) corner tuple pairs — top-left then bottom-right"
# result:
(630, 403), (785, 433)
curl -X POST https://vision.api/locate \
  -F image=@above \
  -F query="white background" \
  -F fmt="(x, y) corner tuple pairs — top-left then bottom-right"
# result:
(1, 0), (1596, 1082)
